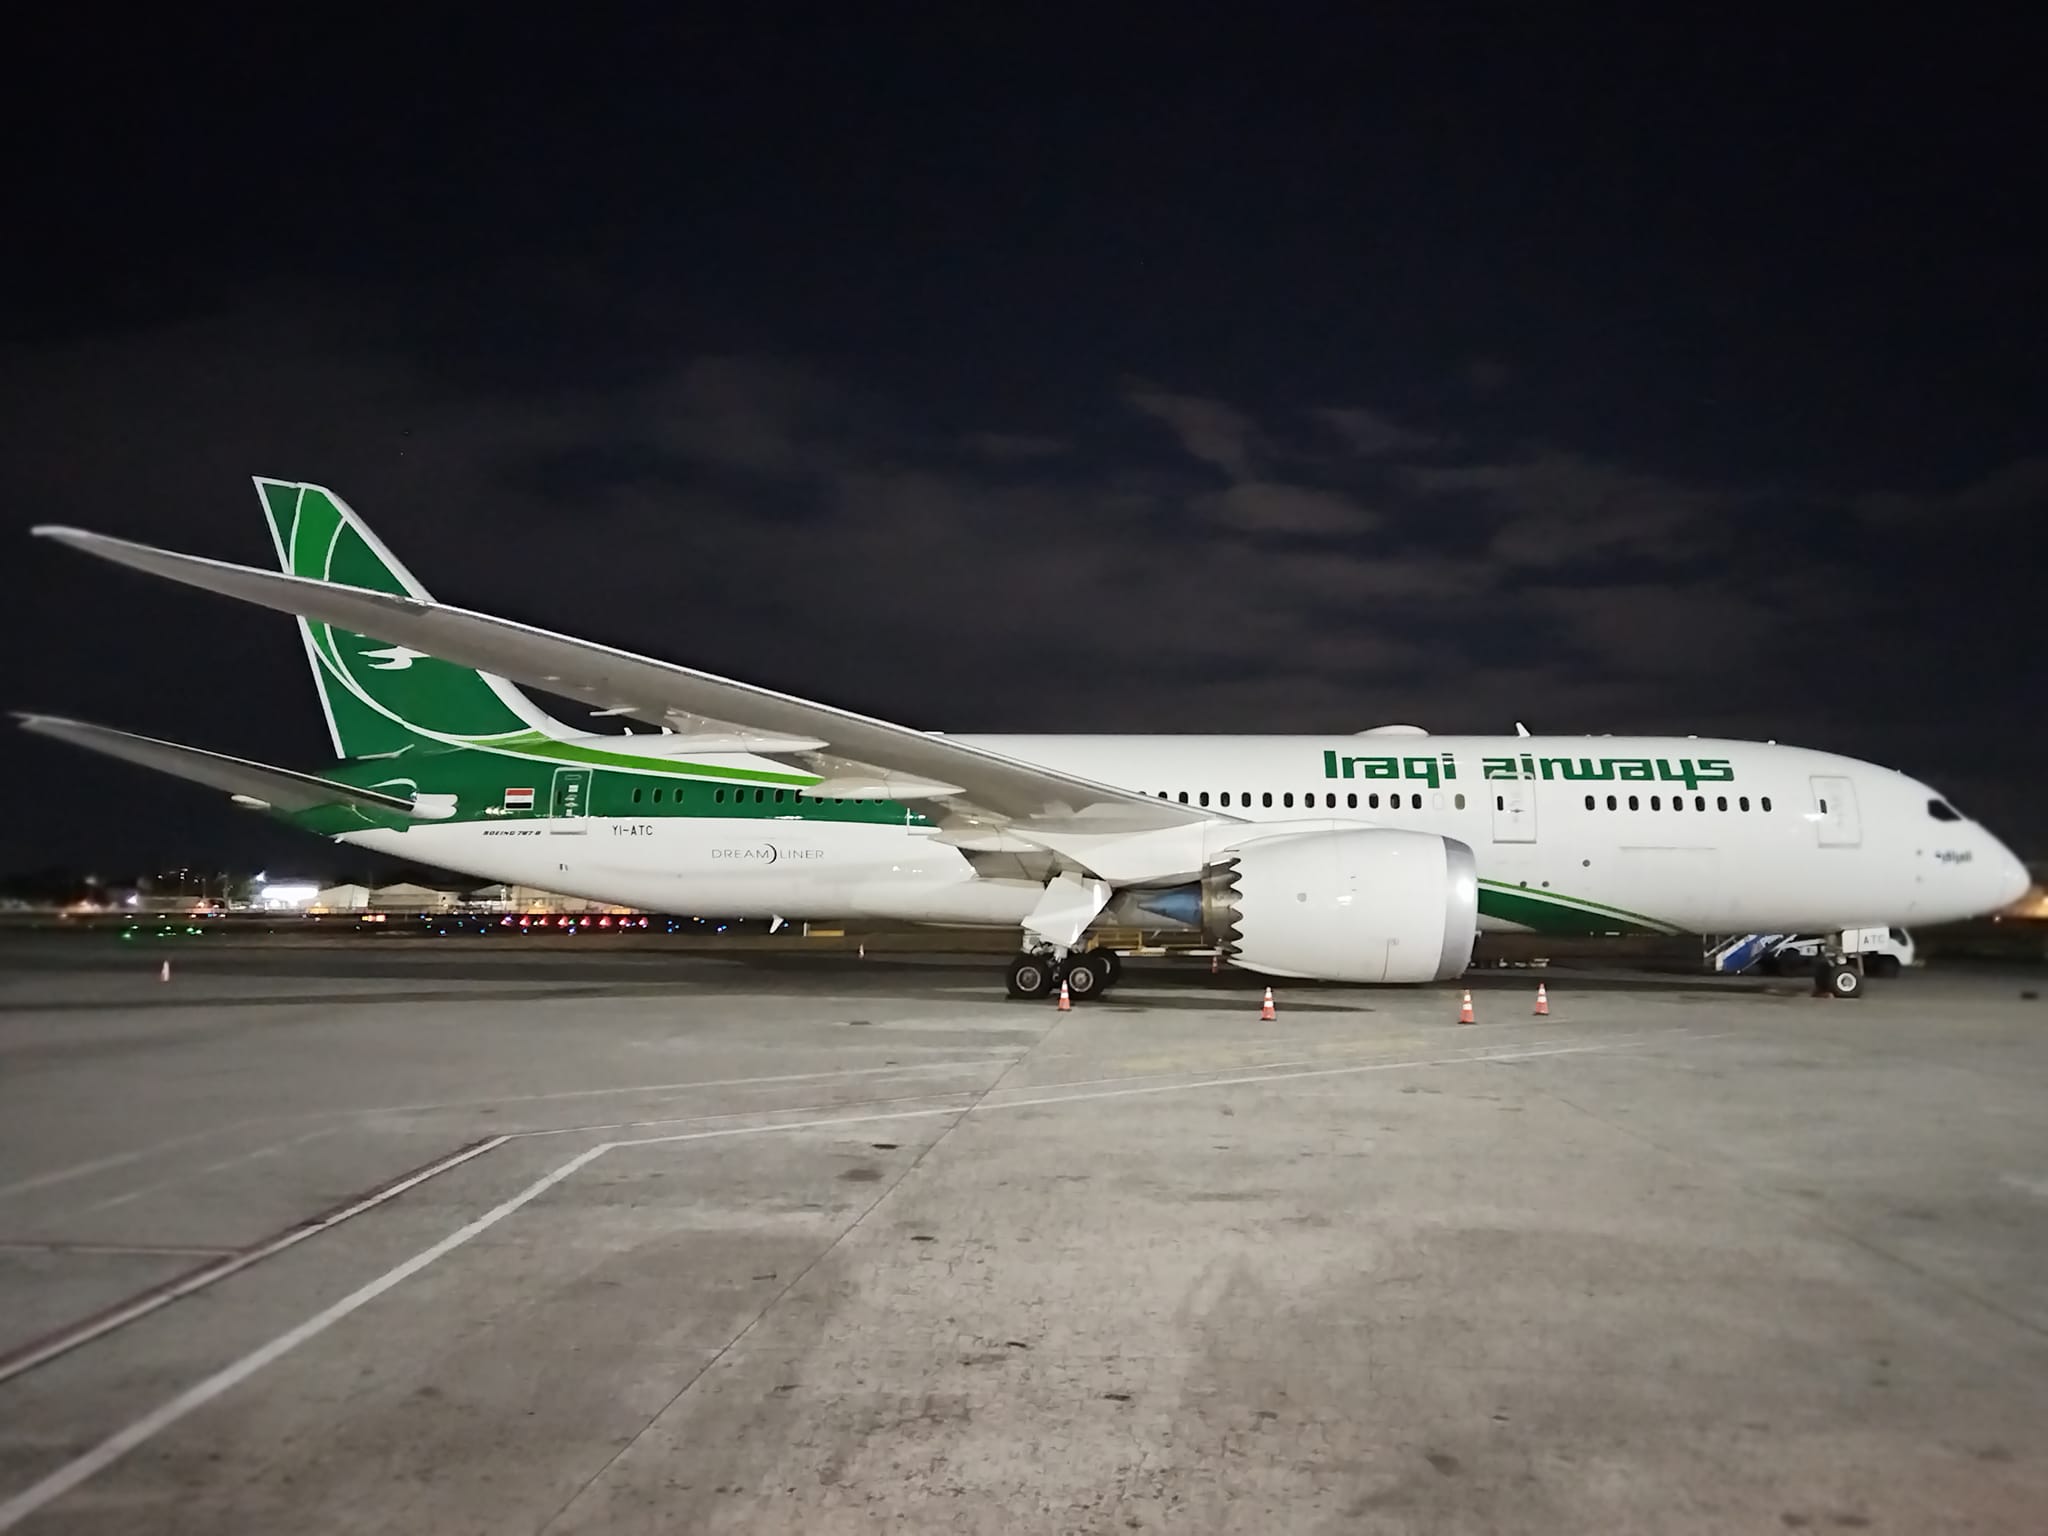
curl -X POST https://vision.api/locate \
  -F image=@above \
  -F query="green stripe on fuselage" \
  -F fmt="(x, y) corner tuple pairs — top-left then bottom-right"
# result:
(287, 744), (923, 832)
(1476, 881), (1672, 935)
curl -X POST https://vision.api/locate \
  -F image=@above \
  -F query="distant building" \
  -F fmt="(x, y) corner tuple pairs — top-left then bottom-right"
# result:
(311, 883), (373, 912)
(468, 883), (632, 915)
(367, 882), (466, 913)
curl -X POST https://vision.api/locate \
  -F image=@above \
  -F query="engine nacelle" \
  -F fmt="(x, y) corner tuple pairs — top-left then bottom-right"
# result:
(1208, 827), (1478, 983)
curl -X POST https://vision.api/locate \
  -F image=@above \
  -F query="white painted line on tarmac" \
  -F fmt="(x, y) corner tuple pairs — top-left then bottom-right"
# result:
(0, 1137), (594, 1533)
(83, 1126), (342, 1214)
(0, 1027), (1717, 1529)
(614, 1035), (1666, 1147)
(0, 1122), (258, 1205)
(0, 1137), (511, 1391)
(0, 1240), (239, 1259)
(363, 1055), (1021, 1115)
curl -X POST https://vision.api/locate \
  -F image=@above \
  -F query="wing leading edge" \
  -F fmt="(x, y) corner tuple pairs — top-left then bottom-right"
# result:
(31, 526), (1222, 835)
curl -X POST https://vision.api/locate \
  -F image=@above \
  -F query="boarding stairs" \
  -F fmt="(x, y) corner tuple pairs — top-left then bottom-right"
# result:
(1705, 933), (1789, 974)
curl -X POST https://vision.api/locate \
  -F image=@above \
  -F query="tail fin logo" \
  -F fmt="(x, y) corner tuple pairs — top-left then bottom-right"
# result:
(359, 644), (432, 671)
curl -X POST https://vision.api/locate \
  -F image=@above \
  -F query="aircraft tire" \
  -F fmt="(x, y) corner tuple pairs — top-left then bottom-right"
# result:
(1006, 954), (1055, 1000)
(1063, 952), (1111, 1001)
(1869, 954), (1902, 979)
(1818, 962), (1863, 1000)
(1094, 949), (1123, 985)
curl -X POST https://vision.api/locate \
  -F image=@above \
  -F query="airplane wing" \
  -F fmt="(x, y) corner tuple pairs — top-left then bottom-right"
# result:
(14, 713), (424, 817)
(31, 528), (1226, 837)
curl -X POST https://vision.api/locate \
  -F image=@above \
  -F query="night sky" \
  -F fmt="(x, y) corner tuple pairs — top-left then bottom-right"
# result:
(4, 17), (2044, 877)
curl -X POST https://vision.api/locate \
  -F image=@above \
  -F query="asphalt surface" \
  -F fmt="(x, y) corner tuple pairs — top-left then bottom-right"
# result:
(2, 936), (2045, 1532)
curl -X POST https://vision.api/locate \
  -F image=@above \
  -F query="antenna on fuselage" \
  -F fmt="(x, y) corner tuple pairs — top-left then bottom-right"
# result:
(1514, 721), (1531, 738)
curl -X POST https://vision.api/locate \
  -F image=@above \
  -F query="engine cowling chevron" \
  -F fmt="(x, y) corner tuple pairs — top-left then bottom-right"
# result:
(1207, 827), (1478, 983)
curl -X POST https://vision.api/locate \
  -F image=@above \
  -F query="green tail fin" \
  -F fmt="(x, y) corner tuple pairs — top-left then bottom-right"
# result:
(253, 478), (569, 758)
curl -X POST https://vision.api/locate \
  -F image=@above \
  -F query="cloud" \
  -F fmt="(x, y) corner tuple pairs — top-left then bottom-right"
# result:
(1314, 406), (1438, 458)
(960, 431), (1070, 461)
(1123, 385), (1259, 477)
(1524, 582), (1778, 676)
(1194, 482), (1376, 536)
(1406, 451), (1732, 567)
(1852, 457), (2048, 524)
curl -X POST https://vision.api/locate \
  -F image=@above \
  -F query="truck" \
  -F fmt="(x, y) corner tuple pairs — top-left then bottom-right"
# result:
(1761, 927), (1917, 979)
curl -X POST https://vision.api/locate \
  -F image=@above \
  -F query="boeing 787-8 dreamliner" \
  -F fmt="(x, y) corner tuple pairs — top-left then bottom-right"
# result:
(18, 480), (2029, 1000)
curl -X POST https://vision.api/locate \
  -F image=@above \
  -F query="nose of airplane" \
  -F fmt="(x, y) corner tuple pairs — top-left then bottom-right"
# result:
(1988, 838), (2032, 911)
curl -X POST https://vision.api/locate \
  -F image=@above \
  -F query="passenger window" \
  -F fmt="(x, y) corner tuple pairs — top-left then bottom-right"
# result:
(1739, 796), (1750, 811)
(1819, 797), (1828, 814)
(1347, 793), (1358, 809)
(1716, 795), (1727, 811)
(774, 789), (785, 803)
(1199, 791), (1210, 807)
(1454, 793), (1465, 809)
(1761, 796), (1773, 812)
(1927, 798), (1961, 822)
(1369, 793), (1380, 809)
(1695, 795), (1705, 811)
(1673, 797), (1683, 812)
(1219, 792), (1231, 807)
(1411, 794), (1422, 809)
(632, 788), (643, 804)
(1495, 795), (1505, 811)
(1326, 793), (1337, 808)
(1177, 791), (1189, 804)
(1283, 792), (1295, 808)
(715, 788), (726, 803)
(1262, 792), (1273, 808)
(757, 789), (767, 804)
(1606, 794), (1617, 810)
(1584, 795), (1595, 810)
(1651, 795), (1661, 810)
(1628, 795), (1639, 810)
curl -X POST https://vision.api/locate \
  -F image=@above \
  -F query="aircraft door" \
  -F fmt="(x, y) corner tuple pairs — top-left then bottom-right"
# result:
(1808, 775), (1860, 847)
(1491, 781), (1537, 843)
(549, 767), (592, 833)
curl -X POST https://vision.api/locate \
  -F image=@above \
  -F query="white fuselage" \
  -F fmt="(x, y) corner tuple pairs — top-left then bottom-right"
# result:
(343, 735), (2029, 936)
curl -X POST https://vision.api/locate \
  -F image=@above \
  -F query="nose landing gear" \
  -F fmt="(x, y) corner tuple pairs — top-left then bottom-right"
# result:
(1814, 954), (1865, 1000)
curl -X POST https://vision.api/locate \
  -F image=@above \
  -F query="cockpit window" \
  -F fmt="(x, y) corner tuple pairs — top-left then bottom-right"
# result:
(1927, 798), (1962, 822)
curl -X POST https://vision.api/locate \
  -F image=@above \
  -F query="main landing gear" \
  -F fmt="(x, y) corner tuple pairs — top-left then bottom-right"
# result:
(1006, 947), (1119, 1001)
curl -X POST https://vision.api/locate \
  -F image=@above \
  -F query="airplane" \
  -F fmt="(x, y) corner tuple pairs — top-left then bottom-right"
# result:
(17, 478), (2031, 1002)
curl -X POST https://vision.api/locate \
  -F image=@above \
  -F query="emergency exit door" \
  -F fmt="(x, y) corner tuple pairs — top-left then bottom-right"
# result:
(548, 767), (591, 832)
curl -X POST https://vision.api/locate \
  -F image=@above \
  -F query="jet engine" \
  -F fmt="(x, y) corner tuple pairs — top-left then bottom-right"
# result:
(1122, 827), (1478, 983)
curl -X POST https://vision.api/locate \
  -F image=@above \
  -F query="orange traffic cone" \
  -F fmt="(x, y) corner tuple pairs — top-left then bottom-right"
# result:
(1533, 983), (1549, 1016)
(159, 960), (171, 982)
(1056, 979), (1071, 1011)
(1457, 989), (1475, 1024)
(1260, 986), (1276, 1021)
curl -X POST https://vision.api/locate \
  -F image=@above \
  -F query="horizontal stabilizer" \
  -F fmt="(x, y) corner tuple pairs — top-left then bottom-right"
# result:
(14, 714), (421, 817)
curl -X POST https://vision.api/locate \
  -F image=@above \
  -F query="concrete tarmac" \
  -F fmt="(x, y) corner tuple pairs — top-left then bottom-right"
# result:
(1, 936), (2045, 1532)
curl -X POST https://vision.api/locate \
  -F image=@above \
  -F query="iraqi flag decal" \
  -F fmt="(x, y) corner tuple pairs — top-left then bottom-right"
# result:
(503, 786), (535, 810)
